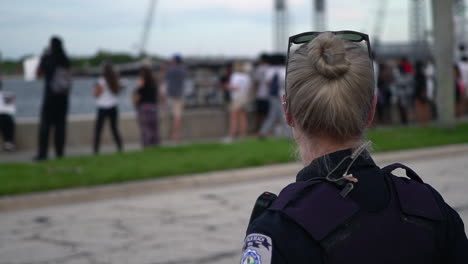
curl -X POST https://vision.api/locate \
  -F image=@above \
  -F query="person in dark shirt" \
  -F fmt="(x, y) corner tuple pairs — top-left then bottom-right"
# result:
(133, 66), (159, 147)
(219, 62), (233, 104)
(35, 36), (71, 161)
(241, 31), (468, 264)
(413, 61), (430, 125)
(376, 62), (393, 124)
(165, 54), (187, 142)
(454, 64), (465, 119)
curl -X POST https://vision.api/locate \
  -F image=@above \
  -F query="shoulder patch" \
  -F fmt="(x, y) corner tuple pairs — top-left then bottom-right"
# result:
(241, 233), (272, 264)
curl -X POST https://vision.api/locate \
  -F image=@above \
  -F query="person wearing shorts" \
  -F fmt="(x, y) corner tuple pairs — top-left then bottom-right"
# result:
(226, 62), (251, 141)
(165, 54), (187, 142)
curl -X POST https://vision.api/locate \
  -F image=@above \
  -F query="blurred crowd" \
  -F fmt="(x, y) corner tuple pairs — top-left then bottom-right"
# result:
(0, 36), (190, 159)
(1, 35), (468, 158)
(374, 56), (468, 126)
(219, 53), (289, 143)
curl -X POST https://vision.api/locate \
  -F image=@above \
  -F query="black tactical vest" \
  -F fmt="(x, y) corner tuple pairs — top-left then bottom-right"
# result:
(268, 163), (443, 264)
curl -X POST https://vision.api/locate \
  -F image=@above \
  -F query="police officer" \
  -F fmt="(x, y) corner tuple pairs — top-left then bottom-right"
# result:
(240, 31), (468, 264)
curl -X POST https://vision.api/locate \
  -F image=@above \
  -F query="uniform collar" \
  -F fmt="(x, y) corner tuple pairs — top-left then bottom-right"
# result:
(296, 148), (377, 182)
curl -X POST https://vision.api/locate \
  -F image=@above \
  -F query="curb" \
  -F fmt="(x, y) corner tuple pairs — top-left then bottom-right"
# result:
(1, 143), (468, 212)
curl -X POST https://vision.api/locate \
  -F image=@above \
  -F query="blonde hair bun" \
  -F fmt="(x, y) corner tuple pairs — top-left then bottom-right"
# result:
(309, 32), (350, 79)
(286, 31), (374, 141)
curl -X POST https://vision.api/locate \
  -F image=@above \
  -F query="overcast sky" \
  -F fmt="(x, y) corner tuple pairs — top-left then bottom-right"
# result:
(1, 0), (424, 59)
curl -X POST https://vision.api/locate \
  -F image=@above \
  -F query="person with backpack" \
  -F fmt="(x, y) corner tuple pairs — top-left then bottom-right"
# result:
(241, 31), (468, 264)
(35, 36), (72, 161)
(258, 54), (289, 139)
(93, 62), (123, 154)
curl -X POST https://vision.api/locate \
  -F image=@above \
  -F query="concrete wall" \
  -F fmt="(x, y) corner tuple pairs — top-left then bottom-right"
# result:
(13, 107), (232, 151)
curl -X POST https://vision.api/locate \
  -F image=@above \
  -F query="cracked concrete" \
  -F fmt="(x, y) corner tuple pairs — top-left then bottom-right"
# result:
(1, 152), (467, 263)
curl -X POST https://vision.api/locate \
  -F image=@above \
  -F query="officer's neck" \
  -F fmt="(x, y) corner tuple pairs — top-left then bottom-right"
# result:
(296, 132), (357, 166)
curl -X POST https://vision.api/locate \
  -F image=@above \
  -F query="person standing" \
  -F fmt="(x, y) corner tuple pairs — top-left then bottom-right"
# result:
(424, 59), (437, 120)
(458, 56), (468, 94)
(253, 54), (270, 133)
(219, 62), (233, 105)
(413, 61), (430, 125)
(242, 31), (468, 264)
(393, 59), (413, 125)
(225, 61), (251, 142)
(0, 86), (16, 151)
(460, 57), (468, 115)
(165, 54), (187, 142)
(133, 66), (159, 147)
(35, 36), (71, 161)
(376, 62), (393, 124)
(258, 54), (289, 139)
(454, 64), (465, 119)
(93, 62), (123, 154)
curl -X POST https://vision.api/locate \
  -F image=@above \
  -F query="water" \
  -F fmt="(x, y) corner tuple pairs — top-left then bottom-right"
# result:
(2, 77), (138, 119)
(3, 73), (225, 119)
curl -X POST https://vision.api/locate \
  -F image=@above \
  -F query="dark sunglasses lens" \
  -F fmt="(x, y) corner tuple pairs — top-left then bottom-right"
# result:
(292, 33), (363, 44)
(292, 34), (317, 44)
(337, 33), (363, 42)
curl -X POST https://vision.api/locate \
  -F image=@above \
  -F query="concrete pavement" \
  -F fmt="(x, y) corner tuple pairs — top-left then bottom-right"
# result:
(0, 146), (468, 264)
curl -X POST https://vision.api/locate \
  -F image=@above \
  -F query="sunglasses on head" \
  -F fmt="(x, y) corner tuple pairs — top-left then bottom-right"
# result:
(284, 30), (373, 100)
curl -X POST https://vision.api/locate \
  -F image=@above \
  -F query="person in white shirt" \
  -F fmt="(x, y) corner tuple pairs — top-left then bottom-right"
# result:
(226, 61), (251, 141)
(93, 62), (123, 154)
(0, 83), (16, 151)
(258, 54), (290, 138)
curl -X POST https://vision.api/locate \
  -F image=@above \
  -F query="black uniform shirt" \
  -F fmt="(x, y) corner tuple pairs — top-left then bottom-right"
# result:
(241, 149), (468, 264)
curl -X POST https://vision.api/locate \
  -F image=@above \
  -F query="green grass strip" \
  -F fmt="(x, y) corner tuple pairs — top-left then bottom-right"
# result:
(1, 123), (468, 196)
(368, 123), (468, 152)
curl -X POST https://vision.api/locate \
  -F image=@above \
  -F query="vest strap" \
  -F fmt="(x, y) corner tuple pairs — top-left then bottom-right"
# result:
(381, 163), (424, 183)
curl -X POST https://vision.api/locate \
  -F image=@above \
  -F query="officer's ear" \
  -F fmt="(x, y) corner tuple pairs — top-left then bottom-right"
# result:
(282, 95), (294, 127)
(367, 95), (377, 126)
